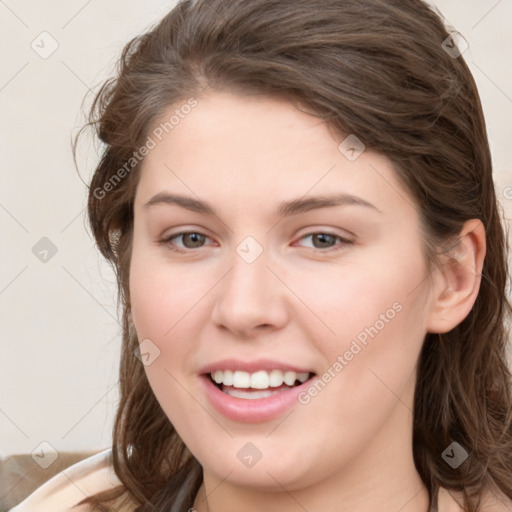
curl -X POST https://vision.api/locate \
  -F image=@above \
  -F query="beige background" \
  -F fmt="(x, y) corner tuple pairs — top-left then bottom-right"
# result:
(1, 0), (511, 457)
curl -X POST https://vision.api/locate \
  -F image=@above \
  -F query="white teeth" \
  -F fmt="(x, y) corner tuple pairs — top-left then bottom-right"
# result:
(250, 370), (269, 389)
(210, 369), (310, 389)
(283, 371), (297, 386)
(223, 370), (233, 386)
(269, 369), (284, 387)
(233, 371), (251, 388)
(224, 388), (285, 399)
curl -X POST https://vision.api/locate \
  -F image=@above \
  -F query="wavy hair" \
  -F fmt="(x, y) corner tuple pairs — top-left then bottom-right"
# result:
(73, 0), (512, 510)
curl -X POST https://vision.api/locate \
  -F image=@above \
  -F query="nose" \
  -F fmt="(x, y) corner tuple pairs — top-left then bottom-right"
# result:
(211, 244), (289, 338)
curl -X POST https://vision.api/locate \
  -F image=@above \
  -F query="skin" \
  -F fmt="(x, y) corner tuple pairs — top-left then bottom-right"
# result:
(129, 90), (486, 512)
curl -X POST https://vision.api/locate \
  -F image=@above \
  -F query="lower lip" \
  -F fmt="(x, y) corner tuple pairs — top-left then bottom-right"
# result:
(200, 375), (315, 423)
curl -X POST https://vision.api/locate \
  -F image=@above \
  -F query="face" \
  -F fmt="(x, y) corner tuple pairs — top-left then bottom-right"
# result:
(129, 91), (436, 492)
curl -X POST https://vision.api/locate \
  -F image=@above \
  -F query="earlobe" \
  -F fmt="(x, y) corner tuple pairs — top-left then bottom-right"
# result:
(426, 219), (486, 334)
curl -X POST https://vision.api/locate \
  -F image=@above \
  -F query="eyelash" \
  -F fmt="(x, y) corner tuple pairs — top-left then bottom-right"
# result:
(159, 231), (352, 253)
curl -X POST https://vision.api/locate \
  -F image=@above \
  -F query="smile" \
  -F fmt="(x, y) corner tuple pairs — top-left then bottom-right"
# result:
(200, 368), (317, 422)
(210, 369), (312, 399)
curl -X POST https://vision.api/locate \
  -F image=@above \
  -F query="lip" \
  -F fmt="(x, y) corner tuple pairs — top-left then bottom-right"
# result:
(199, 373), (317, 423)
(199, 358), (314, 375)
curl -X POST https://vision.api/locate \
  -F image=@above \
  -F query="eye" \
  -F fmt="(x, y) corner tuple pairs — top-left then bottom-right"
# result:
(160, 231), (215, 252)
(160, 230), (352, 253)
(295, 232), (352, 252)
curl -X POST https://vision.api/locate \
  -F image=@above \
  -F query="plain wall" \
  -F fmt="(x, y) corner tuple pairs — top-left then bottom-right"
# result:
(1, 0), (511, 457)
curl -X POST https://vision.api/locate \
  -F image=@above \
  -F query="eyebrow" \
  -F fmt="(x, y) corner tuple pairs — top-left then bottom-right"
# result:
(142, 192), (382, 217)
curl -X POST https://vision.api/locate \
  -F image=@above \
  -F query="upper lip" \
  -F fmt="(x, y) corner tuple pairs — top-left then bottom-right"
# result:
(199, 358), (315, 375)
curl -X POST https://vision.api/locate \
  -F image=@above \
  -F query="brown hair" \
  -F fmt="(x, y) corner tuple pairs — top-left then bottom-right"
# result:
(73, 0), (512, 510)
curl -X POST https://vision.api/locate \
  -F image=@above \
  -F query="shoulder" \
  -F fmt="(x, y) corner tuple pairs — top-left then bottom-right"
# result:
(9, 448), (125, 512)
(439, 486), (512, 512)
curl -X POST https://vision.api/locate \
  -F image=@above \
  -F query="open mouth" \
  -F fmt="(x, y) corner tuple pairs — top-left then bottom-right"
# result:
(206, 370), (316, 400)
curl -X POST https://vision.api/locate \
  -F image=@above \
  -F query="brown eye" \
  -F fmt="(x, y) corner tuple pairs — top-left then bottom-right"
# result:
(180, 232), (206, 248)
(162, 232), (212, 251)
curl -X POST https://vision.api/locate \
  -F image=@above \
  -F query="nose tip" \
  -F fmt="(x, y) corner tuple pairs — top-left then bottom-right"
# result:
(211, 250), (288, 337)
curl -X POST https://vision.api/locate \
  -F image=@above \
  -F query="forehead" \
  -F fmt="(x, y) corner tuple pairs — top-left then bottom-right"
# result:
(134, 91), (415, 219)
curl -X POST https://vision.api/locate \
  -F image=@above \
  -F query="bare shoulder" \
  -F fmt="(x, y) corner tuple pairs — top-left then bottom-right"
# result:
(439, 486), (512, 512)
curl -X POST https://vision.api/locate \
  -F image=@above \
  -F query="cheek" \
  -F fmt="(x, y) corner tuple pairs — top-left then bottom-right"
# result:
(291, 243), (430, 411)
(128, 245), (220, 398)
(129, 252), (209, 430)
(287, 247), (427, 352)
(129, 242), (208, 341)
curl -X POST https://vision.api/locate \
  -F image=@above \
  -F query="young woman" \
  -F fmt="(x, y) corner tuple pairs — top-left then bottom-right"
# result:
(11, 0), (512, 511)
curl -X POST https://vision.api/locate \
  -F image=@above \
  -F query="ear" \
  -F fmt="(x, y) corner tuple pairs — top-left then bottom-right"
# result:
(426, 219), (486, 334)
